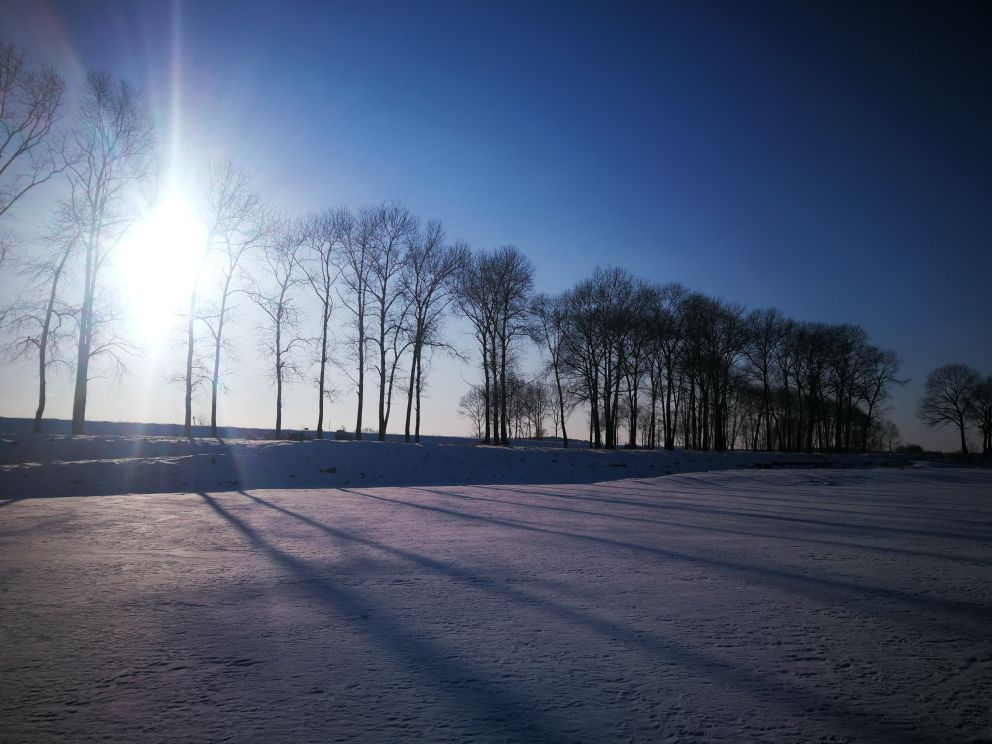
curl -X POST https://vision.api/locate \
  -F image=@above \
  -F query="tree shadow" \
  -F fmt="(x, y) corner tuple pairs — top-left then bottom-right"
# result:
(196, 491), (579, 743)
(340, 487), (992, 632)
(224, 489), (938, 743)
(426, 486), (992, 568)
(479, 482), (992, 545)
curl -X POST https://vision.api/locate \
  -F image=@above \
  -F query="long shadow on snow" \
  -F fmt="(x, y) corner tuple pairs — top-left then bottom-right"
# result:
(479, 482), (992, 546)
(625, 473), (992, 518)
(237, 490), (925, 743)
(344, 487), (992, 632)
(623, 474), (992, 524)
(427, 487), (992, 568)
(196, 491), (579, 744)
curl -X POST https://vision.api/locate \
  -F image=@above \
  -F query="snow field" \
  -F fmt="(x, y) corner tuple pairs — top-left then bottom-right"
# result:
(1, 463), (991, 742)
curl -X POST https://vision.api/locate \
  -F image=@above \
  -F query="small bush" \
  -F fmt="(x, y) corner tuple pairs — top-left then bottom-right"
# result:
(896, 443), (925, 455)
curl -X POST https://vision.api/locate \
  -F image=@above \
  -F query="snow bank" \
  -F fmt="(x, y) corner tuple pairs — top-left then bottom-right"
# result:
(0, 433), (909, 498)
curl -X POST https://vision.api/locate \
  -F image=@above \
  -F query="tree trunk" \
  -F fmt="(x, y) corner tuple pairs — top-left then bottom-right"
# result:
(602, 361), (613, 449)
(648, 378), (657, 450)
(414, 350), (423, 443)
(481, 330), (491, 444)
(275, 363), (283, 438)
(71, 241), (96, 436)
(499, 339), (509, 445)
(382, 343), (400, 439)
(404, 331), (420, 443)
(275, 318), (283, 437)
(210, 326), (222, 438)
(34, 247), (70, 434)
(183, 306), (196, 438)
(664, 365), (675, 449)
(590, 373), (602, 449)
(377, 308), (387, 441)
(355, 300), (364, 440)
(316, 299), (330, 439)
(489, 332), (500, 443)
(210, 280), (230, 439)
(553, 361), (568, 448)
(34, 331), (47, 434)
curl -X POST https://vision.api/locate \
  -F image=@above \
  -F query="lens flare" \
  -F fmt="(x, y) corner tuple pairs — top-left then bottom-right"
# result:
(116, 192), (208, 348)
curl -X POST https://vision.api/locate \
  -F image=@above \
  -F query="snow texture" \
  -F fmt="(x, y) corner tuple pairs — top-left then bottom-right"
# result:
(1, 439), (991, 742)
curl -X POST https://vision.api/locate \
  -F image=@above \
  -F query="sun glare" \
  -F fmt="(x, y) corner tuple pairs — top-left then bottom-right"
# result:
(117, 192), (208, 345)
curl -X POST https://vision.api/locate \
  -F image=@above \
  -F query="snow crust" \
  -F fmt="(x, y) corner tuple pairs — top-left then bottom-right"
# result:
(1, 441), (990, 742)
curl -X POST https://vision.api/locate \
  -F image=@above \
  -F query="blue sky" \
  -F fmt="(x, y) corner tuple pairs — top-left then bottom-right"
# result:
(1, 0), (989, 448)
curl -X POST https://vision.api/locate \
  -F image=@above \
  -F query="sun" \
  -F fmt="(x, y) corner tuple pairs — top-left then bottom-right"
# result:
(117, 191), (209, 346)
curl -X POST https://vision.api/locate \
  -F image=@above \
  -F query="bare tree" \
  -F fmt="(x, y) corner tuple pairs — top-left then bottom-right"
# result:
(0, 42), (71, 424)
(336, 205), (373, 440)
(456, 245), (534, 445)
(854, 346), (905, 452)
(193, 160), (272, 437)
(458, 385), (486, 439)
(918, 363), (980, 454)
(743, 308), (785, 451)
(183, 160), (240, 436)
(653, 283), (687, 450)
(490, 246), (535, 444)
(620, 281), (654, 448)
(868, 419), (900, 453)
(520, 379), (552, 439)
(400, 222), (467, 442)
(456, 250), (496, 443)
(1, 228), (76, 432)
(0, 40), (66, 263)
(560, 267), (640, 450)
(367, 202), (416, 440)
(245, 222), (306, 438)
(298, 207), (345, 438)
(65, 71), (155, 434)
(530, 292), (572, 447)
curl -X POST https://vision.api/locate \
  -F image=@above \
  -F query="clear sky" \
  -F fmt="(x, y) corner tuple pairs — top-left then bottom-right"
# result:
(1, 0), (989, 449)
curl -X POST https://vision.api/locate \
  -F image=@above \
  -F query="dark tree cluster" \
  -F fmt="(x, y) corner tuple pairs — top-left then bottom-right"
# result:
(455, 245), (535, 445)
(918, 364), (992, 455)
(472, 266), (906, 453)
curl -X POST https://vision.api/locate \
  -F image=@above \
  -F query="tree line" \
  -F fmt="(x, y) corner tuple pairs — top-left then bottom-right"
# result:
(0, 44), (468, 441)
(459, 265), (907, 452)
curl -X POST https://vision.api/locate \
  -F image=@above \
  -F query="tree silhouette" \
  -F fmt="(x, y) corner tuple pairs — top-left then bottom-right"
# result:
(918, 363), (980, 454)
(245, 222), (306, 438)
(298, 207), (345, 439)
(65, 72), (154, 435)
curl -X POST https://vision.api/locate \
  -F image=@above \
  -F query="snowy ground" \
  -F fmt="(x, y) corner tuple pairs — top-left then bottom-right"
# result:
(1, 442), (991, 742)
